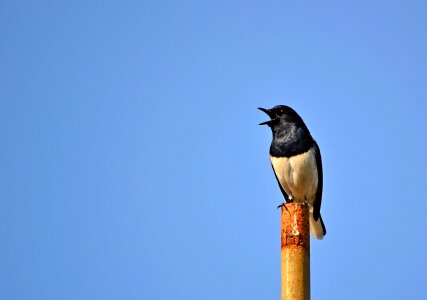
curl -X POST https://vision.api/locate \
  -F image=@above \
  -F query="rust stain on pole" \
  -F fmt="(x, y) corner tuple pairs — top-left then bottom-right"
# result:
(281, 203), (310, 300)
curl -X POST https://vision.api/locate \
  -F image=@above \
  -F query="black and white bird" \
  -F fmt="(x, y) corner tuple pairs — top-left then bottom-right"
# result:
(258, 105), (326, 240)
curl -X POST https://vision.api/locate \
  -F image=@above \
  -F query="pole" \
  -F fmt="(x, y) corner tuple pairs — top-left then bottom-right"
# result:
(281, 203), (310, 300)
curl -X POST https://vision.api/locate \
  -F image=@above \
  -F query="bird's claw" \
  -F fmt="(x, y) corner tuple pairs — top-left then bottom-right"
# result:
(277, 203), (292, 215)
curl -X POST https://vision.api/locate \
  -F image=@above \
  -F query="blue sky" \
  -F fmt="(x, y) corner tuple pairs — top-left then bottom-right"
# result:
(1, 0), (427, 299)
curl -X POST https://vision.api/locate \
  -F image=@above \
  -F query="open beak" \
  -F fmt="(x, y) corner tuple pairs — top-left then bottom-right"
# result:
(258, 107), (276, 126)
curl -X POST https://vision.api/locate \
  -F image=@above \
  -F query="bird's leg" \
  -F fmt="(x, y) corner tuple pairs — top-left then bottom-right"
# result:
(277, 198), (293, 215)
(303, 197), (310, 208)
(277, 202), (291, 215)
(277, 191), (294, 211)
(278, 193), (294, 212)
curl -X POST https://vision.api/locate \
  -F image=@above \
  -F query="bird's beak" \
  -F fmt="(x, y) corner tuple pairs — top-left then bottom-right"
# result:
(258, 107), (276, 126)
(259, 119), (274, 126)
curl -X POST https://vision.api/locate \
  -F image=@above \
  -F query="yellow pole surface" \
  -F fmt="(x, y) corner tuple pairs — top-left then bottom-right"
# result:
(281, 203), (310, 300)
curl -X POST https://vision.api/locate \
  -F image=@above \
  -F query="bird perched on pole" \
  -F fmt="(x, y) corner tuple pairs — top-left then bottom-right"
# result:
(258, 105), (326, 240)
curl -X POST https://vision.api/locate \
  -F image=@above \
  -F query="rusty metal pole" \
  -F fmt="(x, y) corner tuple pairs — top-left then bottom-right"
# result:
(281, 203), (310, 300)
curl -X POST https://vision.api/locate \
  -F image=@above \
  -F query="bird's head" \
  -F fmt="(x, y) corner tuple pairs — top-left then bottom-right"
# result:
(258, 105), (310, 138)
(258, 105), (301, 126)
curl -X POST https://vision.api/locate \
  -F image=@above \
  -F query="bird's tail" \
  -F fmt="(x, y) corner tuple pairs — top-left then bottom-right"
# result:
(309, 211), (326, 240)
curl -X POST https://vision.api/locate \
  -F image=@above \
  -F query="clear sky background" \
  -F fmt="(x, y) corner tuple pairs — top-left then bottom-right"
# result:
(1, 1), (427, 299)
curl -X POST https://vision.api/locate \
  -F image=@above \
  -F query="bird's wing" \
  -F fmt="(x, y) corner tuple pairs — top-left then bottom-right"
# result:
(312, 140), (323, 221)
(270, 163), (290, 202)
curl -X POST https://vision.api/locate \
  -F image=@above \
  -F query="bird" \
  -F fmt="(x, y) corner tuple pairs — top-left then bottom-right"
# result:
(258, 105), (326, 240)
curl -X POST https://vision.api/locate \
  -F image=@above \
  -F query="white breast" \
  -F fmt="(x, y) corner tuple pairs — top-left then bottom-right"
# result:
(270, 148), (318, 205)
